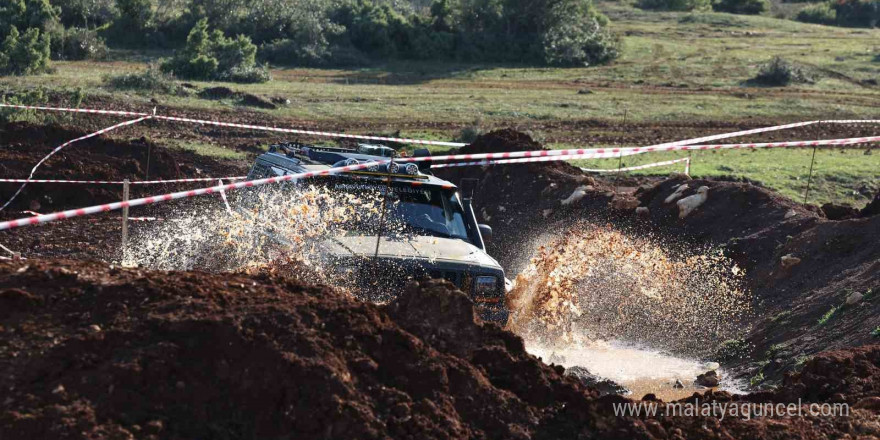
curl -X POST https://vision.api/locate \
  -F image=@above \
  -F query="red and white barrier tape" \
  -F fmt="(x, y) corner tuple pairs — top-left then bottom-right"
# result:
(22, 210), (159, 222)
(0, 115), (152, 212)
(643, 119), (879, 151)
(581, 157), (691, 174)
(217, 179), (233, 214)
(430, 150), (642, 168)
(4, 102), (876, 152)
(0, 176), (247, 184)
(432, 154), (691, 174)
(0, 158), (399, 231)
(0, 103), (149, 117)
(0, 241), (17, 256)
(152, 115), (466, 147)
(3, 132), (878, 231)
(405, 136), (879, 167)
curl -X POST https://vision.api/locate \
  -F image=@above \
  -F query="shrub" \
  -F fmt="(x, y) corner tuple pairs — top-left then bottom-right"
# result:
(712, 0), (769, 14)
(752, 57), (813, 86)
(161, 19), (269, 83)
(541, 1), (620, 66)
(457, 117), (485, 143)
(54, 27), (108, 60)
(817, 305), (838, 325)
(218, 65), (272, 83)
(638, 0), (711, 11)
(104, 65), (181, 94)
(0, 26), (52, 75)
(796, 2), (837, 25)
(1, 86), (85, 123)
(832, 0), (880, 27)
(716, 338), (750, 361)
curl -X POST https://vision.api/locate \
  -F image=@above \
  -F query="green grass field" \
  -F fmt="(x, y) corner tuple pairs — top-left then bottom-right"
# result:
(569, 147), (877, 205)
(0, 2), (877, 206)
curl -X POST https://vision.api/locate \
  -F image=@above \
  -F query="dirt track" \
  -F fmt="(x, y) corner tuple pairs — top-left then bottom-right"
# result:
(1, 125), (879, 439)
(2, 259), (879, 439)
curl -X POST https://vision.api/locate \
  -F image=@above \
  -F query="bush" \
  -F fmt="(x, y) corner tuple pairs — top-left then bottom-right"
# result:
(541, 1), (620, 66)
(0, 26), (52, 75)
(161, 19), (269, 83)
(457, 117), (485, 143)
(53, 27), (108, 60)
(712, 0), (769, 14)
(218, 65), (272, 83)
(638, 0), (711, 11)
(104, 65), (181, 94)
(832, 0), (879, 27)
(753, 57), (813, 86)
(796, 2), (837, 24)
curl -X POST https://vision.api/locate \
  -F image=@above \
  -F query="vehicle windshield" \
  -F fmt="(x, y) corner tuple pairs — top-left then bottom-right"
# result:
(327, 180), (470, 241)
(358, 145), (395, 157)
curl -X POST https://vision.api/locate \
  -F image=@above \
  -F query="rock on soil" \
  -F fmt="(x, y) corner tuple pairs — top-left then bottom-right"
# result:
(695, 371), (720, 388)
(2, 259), (878, 439)
(564, 366), (630, 396)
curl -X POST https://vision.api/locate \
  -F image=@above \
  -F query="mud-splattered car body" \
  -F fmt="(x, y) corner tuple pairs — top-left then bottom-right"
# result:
(246, 144), (509, 324)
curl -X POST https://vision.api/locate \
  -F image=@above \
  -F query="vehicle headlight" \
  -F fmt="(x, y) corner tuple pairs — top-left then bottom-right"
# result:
(403, 163), (420, 175)
(474, 276), (498, 296)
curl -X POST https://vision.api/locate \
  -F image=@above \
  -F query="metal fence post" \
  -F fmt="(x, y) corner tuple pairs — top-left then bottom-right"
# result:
(804, 146), (818, 205)
(122, 179), (130, 249)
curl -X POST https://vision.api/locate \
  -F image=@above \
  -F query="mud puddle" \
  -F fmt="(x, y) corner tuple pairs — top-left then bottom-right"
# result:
(506, 224), (752, 399)
(528, 339), (743, 401)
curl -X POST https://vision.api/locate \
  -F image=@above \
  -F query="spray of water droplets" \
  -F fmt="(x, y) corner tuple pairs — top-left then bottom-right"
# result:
(506, 223), (752, 357)
(121, 185), (385, 283)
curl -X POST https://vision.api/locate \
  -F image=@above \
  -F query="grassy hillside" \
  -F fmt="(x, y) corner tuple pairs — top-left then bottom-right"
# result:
(0, 3), (877, 206)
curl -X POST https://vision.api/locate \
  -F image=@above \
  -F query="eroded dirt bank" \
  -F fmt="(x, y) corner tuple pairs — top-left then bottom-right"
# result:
(1, 259), (878, 439)
(435, 130), (880, 385)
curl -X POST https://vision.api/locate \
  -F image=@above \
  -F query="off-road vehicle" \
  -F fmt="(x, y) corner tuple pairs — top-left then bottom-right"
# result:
(246, 142), (509, 324)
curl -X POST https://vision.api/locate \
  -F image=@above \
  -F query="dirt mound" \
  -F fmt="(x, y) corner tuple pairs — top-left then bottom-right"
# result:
(460, 129), (545, 154)
(199, 87), (277, 109)
(0, 122), (246, 212)
(2, 259), (878, 439)
(771, 345), (880, 405)
(0, 259), (592, 439)
(441, 129), (878, 385)
(436, 130), (609, 271)
(862, 190), (880, 217)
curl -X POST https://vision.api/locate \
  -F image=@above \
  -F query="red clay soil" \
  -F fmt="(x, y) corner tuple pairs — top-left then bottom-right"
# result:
(437, 130), (880, 384)
(0, 122), (248, 212)
(1, 259), (878, 440)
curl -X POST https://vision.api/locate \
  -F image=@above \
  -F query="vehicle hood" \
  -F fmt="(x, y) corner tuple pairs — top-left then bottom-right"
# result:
(322, 235), (502, 269)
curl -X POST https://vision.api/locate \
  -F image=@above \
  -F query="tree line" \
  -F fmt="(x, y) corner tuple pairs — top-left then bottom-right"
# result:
(1, 0), (622, 81)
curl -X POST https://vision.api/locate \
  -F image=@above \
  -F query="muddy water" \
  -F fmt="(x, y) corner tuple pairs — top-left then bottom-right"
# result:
(507, 224), (752, 400)
(527, 339), (742, 401)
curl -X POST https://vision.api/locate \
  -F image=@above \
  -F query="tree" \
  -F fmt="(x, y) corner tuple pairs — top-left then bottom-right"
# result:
(0, 0), (57, 75)
(161, 18), (268, 82)
(115, 0), (153, 31)
(0, 25), (51, 74)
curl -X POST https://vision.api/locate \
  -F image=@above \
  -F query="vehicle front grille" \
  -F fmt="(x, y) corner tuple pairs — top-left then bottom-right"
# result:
(429, 270), (463, 289)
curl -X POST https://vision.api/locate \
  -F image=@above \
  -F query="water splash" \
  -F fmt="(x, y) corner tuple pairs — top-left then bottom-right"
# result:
(506, 223), (751, 357)
(121, 185), (385, 283)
